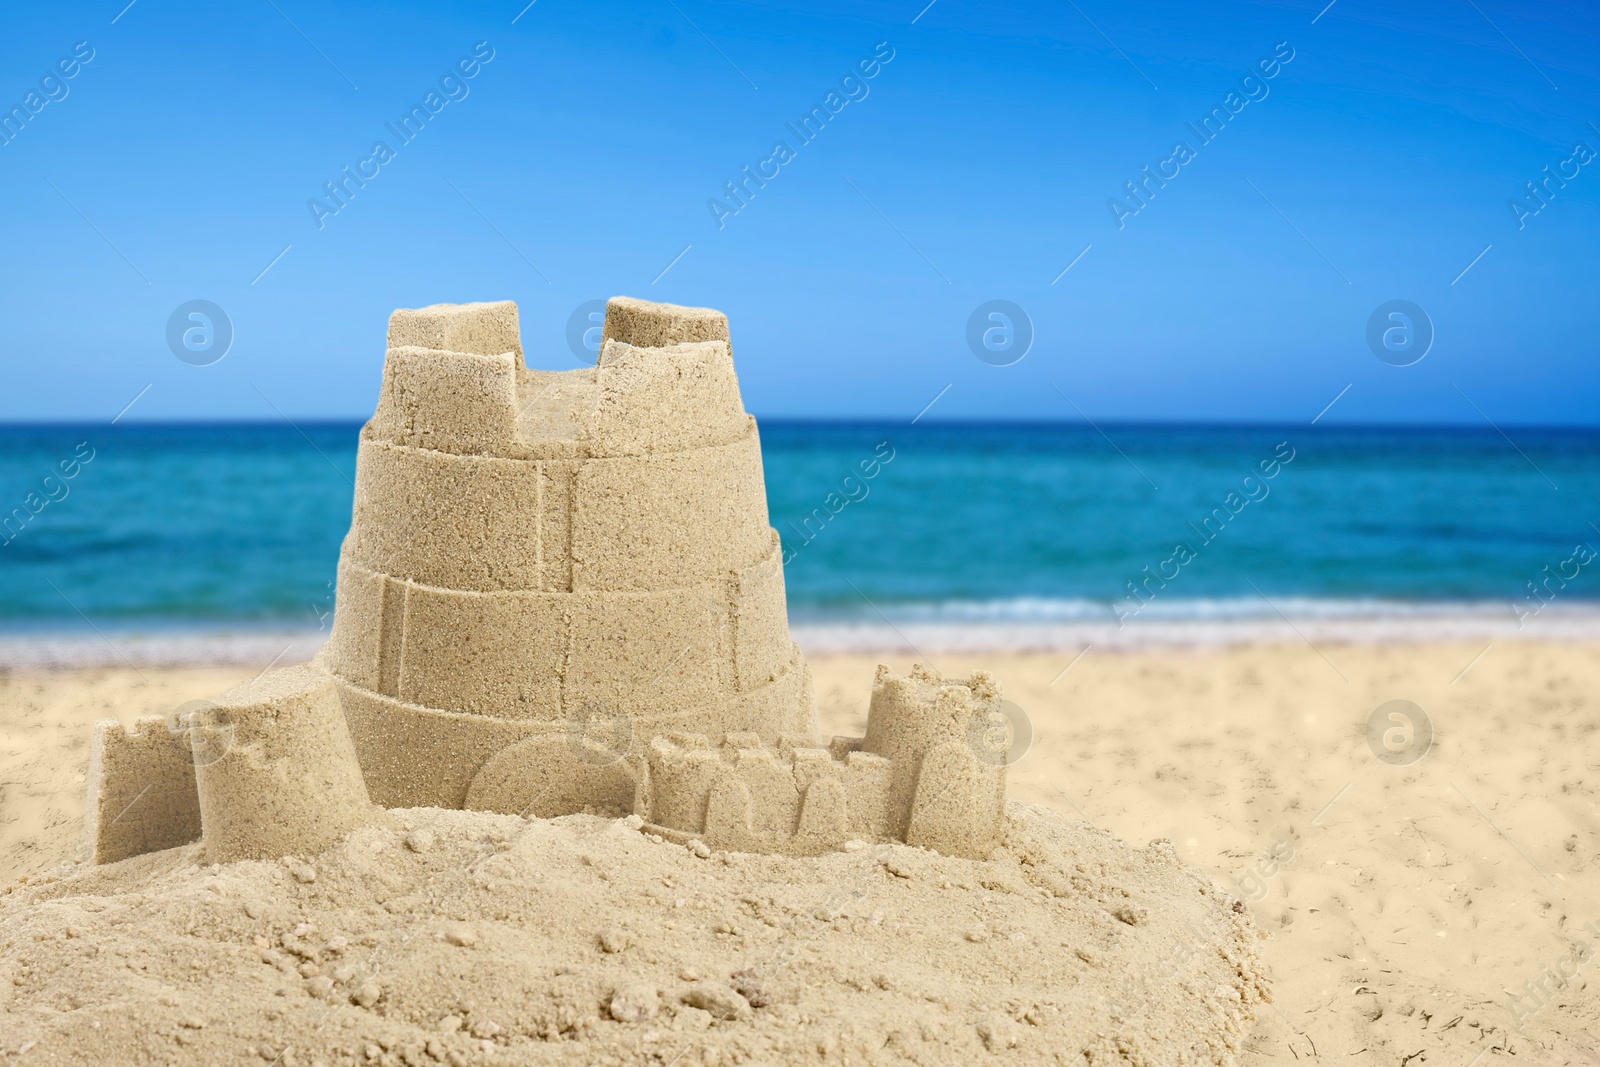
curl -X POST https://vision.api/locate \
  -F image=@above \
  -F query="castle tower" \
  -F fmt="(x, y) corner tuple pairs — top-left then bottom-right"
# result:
(318, 296), (816, 814)
(861, 663), (1006, 858)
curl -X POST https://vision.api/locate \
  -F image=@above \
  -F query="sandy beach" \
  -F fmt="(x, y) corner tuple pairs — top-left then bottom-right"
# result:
(3, 637), (1596, 1064)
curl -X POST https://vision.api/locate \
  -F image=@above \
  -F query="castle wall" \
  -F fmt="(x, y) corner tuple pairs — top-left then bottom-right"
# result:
(345, 440), (557, 592)
(568, 427), (770, 590)
(342, 429), (770, 594)
(371, 304), (748, 464)
(641, 666), (1005, 860)
(326, 532), (792, 723)
(643, 731), (896, 855)
(336, 649), (813, 809)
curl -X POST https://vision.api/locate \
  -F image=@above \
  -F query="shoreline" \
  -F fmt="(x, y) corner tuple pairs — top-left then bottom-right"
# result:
(4, 640), (1596, 1063)
(2, 605), (1597, 669)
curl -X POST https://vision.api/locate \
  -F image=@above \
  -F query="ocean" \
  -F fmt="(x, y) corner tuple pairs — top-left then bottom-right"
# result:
(2, 421), (1597, 661)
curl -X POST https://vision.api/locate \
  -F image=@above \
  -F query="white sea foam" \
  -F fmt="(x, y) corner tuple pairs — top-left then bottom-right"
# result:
(789, 597), (1600, 653)
(4, 598), (1598, 667)
(0, 628), (325, 671)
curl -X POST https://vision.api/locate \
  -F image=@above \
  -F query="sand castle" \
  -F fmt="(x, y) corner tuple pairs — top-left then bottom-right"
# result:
(85, 297), (1010, 865)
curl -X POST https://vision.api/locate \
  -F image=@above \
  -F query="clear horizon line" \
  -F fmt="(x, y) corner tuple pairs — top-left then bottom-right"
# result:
(3, 415), (1599, 433)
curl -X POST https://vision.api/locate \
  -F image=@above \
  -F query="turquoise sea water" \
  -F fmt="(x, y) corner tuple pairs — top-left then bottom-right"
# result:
(1, 422), (1597, 631)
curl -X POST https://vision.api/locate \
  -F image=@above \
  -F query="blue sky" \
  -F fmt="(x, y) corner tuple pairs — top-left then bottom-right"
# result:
(0, 0), (1595, 425)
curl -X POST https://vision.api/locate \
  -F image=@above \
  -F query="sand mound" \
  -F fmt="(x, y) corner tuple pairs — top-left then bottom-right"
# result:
(0, 803), (1266, 1066)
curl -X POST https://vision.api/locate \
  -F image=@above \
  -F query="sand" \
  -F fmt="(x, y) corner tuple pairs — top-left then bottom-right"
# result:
(0, 802), (1264, 1066)
(4, 639), (1597, 1063)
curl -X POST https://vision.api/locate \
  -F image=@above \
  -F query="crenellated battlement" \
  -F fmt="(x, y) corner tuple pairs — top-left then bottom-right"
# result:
(366, 297), (748, 460)
(386, 300), (523, 358)
(644, 664), (1008, 859)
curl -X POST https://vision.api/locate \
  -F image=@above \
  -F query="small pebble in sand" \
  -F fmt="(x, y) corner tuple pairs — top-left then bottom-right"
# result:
(404, 829), (436, 853)
(442, 923), (478, 948)
(687, 840), (712, 859)
(730, 967), (768, 1007)
(599, 928), (634, 953)
(681, 984), (751, 1021)
(976, 1014), (1021, 1050)
(609, 982), (660, 1023)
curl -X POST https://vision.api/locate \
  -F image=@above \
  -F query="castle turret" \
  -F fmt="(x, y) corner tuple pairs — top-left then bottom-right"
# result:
(192, 664), (379, 862)
(319, 297), (817, 813)
(861, 663), (1006, 858)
